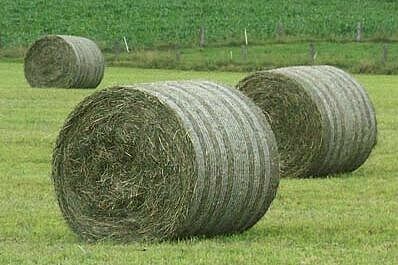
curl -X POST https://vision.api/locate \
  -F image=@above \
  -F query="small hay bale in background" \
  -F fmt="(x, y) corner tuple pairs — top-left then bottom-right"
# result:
(52, 81), (280, 242)
(237, 65), (377, 178)
(24, 35), (104, 88)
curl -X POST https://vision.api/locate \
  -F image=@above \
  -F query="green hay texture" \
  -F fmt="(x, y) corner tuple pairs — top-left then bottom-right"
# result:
(237, 65), (377, 178)
(52, 80), (280, 242)
(24, 35), (104, 88)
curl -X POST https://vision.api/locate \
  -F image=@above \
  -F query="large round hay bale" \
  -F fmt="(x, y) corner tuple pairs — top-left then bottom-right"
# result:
(237, 65), (377, 178)
(52, 80), (279, 242)
(24, 35), (104, 88)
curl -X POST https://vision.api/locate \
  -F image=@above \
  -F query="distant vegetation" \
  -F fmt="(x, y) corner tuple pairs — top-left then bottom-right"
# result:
(2, 42), (398, 74)
(1, 0), (398, 48)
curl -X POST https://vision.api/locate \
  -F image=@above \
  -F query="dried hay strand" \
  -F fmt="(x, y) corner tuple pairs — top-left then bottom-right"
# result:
(237, 65), (377, 178)
(52, 80), (279, 242)
(24, 35), (104, 88)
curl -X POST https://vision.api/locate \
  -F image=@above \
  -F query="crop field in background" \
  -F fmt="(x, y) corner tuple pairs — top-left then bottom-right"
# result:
(1, 0), (398, 48)
(0, 62), (397, 264)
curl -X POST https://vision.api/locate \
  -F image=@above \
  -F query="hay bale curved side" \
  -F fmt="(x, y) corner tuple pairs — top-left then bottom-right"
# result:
(52, 81), (279, 242)
(237, 65), (377, 178)
(24, 35), (104, 88)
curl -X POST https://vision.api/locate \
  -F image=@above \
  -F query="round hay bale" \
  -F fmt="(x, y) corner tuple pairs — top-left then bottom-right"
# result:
(52, 80), (279, 242)
(237, 65), (377, 178)
(24, 35), (104, 88)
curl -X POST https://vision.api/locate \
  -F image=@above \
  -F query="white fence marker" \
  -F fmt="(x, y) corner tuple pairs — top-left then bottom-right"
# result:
(123, 36), (130, 53)
(244, 28), (248, 46)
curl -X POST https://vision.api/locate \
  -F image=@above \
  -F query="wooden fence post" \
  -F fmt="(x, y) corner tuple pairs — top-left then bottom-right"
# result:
(113, 40), (121, 60)
(356, 22), (362, 42)
(382, 43), (388, 65)
(199, 26), (206, 48)
(275, 21), (285, 39)
(309, 43), (317, 64)
(175, 44), (181, 63)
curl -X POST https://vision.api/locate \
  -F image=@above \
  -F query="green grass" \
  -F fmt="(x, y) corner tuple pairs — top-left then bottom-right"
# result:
(0, 62), (397, 264)
(1, 1), (398, 48)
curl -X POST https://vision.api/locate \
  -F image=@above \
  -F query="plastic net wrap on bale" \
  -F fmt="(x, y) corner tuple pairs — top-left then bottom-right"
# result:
(237, 65), (377, 178)
(52, 80), (280, 242)
(24, 35), (104, 88)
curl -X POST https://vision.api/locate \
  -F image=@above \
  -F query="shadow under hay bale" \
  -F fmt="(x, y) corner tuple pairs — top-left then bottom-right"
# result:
(24, 35), (104, 88)
(237, 65), (377, 178)
(52, 80), (280, 242)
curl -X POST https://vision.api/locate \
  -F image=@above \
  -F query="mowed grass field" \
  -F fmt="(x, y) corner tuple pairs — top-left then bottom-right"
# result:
(0, 62), (397, 264)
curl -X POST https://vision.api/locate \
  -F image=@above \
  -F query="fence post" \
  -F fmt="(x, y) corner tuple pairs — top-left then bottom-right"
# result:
(356, 22), (362, 42)
(309, 43), (317, 64)
(275, 21), (285, 39)
(113, 40), (121, 60)
(244, 28), (248, 46)
(199, 26), (206, 48)
(123, 36), (130, 53)
(175, 44), (181, 63)
(241, 45), (248, 61)
(382, 43), (388, 65)
(242, 28), (248, 61)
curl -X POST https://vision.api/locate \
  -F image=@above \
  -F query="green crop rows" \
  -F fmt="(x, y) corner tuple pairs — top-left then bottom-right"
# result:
(1, 0), (398, 48)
